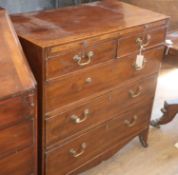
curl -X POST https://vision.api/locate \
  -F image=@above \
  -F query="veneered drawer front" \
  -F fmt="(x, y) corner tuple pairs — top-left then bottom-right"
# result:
(0, 120), (33, 157)
(46, 39), (117, 80)
(46, 124), (107, 175)
(45, 75), (157, 147)
(118, 27), (166, 57)
(0, 95), (34, 129)
(45, 46), (164, 112)
(106, 101), (153, 146)
(0, 147), (34, 175)
(46, 101), (153, 175)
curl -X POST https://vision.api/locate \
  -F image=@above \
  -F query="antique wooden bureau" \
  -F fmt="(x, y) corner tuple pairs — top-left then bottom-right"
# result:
(0, 9), (37, 175)
(11, 1), (169, 175)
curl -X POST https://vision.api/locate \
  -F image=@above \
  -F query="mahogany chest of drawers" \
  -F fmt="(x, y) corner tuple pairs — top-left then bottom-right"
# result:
(11, 1), (169, 175)
(0, 9), (37, 175)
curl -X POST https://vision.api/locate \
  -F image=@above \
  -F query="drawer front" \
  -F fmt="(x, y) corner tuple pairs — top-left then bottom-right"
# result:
(46, 124), (107, 175)
(118, 27), (166, 57)
(106, 101), (153, 146)
(45, 46), (164, 112)
(0, 120), (33, 157)
(45, 75), (158, 147)
(0, 147), (34, 175)
(46, 101), (153, 175)
(46, 39), (117, 80)
(0, 95), (34, 129)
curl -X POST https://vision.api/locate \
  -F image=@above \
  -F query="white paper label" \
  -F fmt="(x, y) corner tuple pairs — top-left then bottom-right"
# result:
(165, 39), (173, 45)
(136, 54), (144, 69)
(175, 142), (178, 149)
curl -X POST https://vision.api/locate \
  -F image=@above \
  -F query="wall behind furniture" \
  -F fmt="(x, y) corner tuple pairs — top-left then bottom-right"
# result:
(121, 0), (178, 31)
(0, 0), (96, 14)
(0, 0), (54, 13)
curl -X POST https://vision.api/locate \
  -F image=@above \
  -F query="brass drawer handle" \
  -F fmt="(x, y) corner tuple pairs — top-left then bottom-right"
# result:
(129, 86), (142, 98)
(69, 143), (87, 158)
(124, 115), (138, 127)
(73, 51), (94, 66)
(136, 34), (151, 48)
(70, 109), (90, 124)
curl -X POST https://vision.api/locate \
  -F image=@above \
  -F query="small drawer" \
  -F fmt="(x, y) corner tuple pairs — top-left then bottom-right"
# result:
(106, 101), (153, 145)
(0, 95), (34, 129)
(46, 124), (107, 175)
(46, 39), (117, 80)
(0, 120), (33, 157)
(118, 27), (166, 57)
(45, 75), (157, 147)
(0, 147), (34, 175)
(45, 46), (164, 112)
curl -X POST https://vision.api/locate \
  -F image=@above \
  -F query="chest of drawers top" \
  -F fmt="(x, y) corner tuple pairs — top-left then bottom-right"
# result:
(0, 9), (36, 100)
(11, 0), (169, 48)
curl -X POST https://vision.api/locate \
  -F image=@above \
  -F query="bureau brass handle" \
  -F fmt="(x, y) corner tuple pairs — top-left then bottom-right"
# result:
(124, 115), (138, 127)
(70, 109), (90, 124)
(69, 143), (87, 158)
(136, 34), (151, 48)
(73, 51), (94, 66)
(129, 86), (142, 98)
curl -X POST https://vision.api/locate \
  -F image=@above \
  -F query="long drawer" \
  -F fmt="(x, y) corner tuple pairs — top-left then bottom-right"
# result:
(0, 146), (34, 175)
(0, 119), (33, 157)
(45, 75), (157, 147)
(45, 101), (152, 175)
(45, 46), (164, 112)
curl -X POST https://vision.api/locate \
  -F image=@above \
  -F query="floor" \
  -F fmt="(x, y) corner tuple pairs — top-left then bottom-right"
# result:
(81, 57), (178, 175)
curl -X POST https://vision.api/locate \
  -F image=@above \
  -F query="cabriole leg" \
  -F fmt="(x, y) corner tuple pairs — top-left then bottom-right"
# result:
(150, 99), (178, 128)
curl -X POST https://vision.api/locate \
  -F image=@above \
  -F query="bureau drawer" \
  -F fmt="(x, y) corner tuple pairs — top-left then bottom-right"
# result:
(0, 147), (34, 175)
(106, 101), (152, 145)
(118, 27), (166, 57)
(0, 95), (34, 129)
(45, 46), (164, 112)
(46, 124), (107, 175)
(0, 120), (33, 157)
(46, 39), (117, 80)
(45, 75), (157, 147)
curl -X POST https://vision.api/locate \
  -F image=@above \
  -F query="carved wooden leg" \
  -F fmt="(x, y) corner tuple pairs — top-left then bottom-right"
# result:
(150, 99), (178, 128)
(139, 128), (149, 148)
